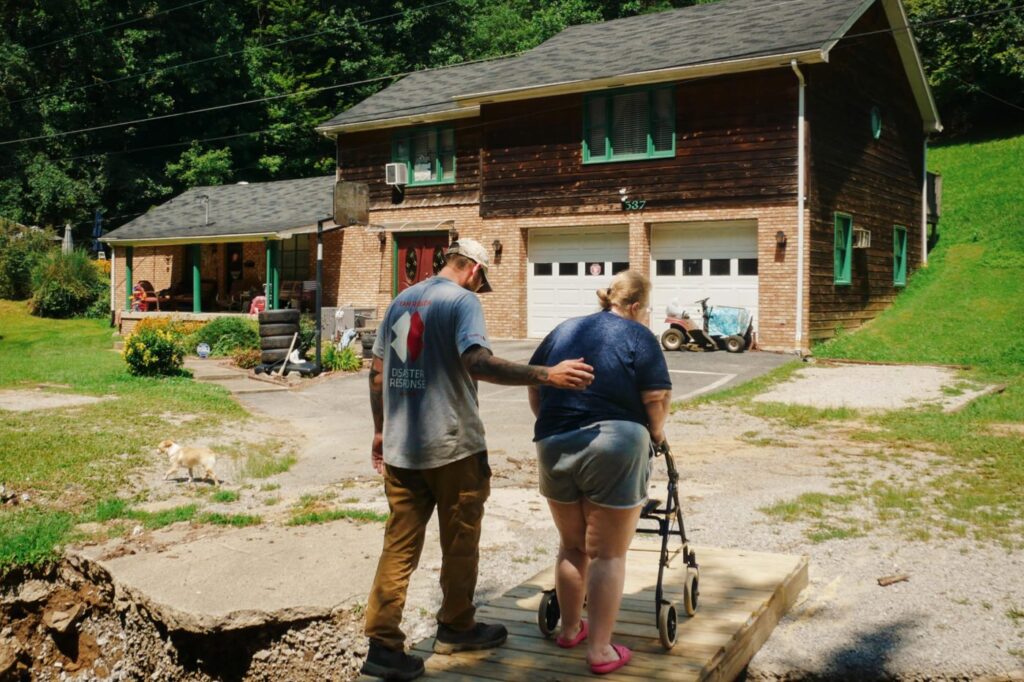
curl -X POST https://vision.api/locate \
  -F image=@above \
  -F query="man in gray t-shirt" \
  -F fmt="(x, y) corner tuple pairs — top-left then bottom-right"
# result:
(361, 239), (594, 681)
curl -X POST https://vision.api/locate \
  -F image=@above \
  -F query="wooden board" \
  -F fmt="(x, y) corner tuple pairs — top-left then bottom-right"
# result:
(358, 541), (807, 681)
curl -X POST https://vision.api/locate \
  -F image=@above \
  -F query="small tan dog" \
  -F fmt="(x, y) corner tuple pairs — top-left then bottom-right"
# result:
(158, 440), (220, 486)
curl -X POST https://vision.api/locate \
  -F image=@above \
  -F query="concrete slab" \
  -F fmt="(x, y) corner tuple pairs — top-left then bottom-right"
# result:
(0, 389), (110, 412)
(753, 363), (990, 411)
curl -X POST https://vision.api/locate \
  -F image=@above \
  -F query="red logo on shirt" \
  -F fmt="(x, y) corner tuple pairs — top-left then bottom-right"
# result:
(408, 311), (425, 362)
(390, 310), (426, 363)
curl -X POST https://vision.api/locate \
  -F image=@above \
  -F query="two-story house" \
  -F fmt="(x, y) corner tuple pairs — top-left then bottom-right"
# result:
(315, 0), (940, 351)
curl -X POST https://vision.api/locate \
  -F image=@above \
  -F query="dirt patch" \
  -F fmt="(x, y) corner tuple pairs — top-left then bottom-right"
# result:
(0, 389), (111, 412)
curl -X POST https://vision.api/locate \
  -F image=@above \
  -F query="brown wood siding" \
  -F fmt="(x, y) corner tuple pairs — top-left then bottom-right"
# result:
(807, 4), (926, 339)
(480, 70), (799, 218)
(336, 123), (481, 208)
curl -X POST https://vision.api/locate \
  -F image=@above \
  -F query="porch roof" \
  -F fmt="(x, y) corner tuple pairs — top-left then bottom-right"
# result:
(101, 176), (336, 246)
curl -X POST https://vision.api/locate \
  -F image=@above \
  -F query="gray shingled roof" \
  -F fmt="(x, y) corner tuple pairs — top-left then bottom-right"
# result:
(319, 0), (867, 130)
(102, 176), (334, 242)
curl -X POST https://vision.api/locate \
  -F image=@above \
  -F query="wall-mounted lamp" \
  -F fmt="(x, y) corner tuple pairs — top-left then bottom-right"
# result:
(377, 232), (387, 247)
(448, 228), (459, 243)
(492, 239), (503, 256)
(775, 230), (787, 247)
(619, 187), (629, 203)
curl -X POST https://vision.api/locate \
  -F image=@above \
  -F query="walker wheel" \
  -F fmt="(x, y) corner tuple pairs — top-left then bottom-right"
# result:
(657, 601), (678, 649)
(537, 590), (560, 638)
(684, 568), (699, 616)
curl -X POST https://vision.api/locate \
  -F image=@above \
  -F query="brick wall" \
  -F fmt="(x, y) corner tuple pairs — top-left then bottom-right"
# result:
(325, 201), (808, 349)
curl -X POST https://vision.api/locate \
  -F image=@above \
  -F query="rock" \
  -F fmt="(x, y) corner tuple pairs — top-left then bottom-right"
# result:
(0, 640), (20, 677)
(252, 649), (271, 661)
(43, 603), (84, 634)
(7, 580), (52, 605)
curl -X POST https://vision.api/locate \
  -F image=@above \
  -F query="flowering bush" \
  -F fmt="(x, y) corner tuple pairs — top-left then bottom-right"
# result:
(123, 327), (184, 376)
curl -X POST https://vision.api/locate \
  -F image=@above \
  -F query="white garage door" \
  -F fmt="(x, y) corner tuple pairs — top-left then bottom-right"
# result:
(650, 221), (759, 336)
(528, 226), (629, 338)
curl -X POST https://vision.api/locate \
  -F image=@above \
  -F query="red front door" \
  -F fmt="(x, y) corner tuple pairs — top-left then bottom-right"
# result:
(396, 234), (449, 293)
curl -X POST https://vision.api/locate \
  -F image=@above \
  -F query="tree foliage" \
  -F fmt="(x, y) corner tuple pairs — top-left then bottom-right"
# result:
(0, 0), (1017, 240)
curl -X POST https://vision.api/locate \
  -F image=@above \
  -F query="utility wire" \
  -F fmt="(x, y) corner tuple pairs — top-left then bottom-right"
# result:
(26, 0), (211, 51)
(9, 0), (458, 107)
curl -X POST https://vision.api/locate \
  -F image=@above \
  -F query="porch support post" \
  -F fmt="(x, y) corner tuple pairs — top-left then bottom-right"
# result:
(124, 246), (134, 311)
(271, 241), (281, 310)
(191, 244), (202, 313)
(264, 240), (273, 310)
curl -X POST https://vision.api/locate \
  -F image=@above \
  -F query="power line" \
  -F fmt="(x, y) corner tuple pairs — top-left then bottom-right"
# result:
(9, 0), (459, 107)
(26, 0), (211, 51)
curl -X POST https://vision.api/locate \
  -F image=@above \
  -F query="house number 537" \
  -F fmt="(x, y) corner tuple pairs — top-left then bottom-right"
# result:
(623, 200), (646, 210)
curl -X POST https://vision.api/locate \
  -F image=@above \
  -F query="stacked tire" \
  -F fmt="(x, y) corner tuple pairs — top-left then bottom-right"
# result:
(258, 309), (300, 365)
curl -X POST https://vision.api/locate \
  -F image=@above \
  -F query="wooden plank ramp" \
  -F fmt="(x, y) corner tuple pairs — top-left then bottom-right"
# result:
(358, 540), (807, 681)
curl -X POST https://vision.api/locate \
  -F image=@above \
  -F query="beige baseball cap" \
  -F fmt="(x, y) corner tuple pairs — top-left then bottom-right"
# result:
(447, 238), (493, 293)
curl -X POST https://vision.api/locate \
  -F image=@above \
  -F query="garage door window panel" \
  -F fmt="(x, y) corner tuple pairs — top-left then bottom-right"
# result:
(709, 259), (731, 276)
(583, 86), (675, 163)
(612, 261), (629, 274)
(534, 263), (553, 276)
(559, 262), (579, 276)
(656, 259), (676, 276)
(683, 259), (702, 276)
(738, 258), (758, 276)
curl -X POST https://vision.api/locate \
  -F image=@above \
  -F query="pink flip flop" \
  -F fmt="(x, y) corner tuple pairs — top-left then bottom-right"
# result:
(556, 619), (588, 648)
(589, 643), (632, 675)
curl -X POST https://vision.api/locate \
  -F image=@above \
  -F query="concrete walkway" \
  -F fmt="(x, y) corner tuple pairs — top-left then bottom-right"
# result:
(186, 357), (289, 394)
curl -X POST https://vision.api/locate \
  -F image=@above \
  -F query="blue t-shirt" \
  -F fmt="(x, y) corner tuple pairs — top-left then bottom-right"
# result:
(529, 310), (672, 441)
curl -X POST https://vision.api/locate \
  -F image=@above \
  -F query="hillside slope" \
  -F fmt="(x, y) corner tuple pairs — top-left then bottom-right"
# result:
(815, 133), (1024, 373)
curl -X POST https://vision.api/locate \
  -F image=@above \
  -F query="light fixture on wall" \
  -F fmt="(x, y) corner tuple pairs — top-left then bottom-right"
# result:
(448, 227), (459, 243)
(492, 239), (503, 256)
(775, 230), (787, 247)
(377, 232), (387, 247)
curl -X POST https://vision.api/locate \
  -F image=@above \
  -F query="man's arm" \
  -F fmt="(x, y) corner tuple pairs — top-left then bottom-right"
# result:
(369, 356), (385, 473)
(641, 389), (672, 446)
(462, 346), (594, 389)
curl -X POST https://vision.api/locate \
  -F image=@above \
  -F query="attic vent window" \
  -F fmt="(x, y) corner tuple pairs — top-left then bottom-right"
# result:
(870, 105), (882, 140)
(583, 86), (675, 164)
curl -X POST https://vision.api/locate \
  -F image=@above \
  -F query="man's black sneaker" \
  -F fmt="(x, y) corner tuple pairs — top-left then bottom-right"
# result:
(360, 640), (425, 681)
(433, 622), (508, 654)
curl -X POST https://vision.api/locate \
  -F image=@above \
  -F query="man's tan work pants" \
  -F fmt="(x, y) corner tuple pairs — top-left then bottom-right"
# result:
(364, 452), (491, 651)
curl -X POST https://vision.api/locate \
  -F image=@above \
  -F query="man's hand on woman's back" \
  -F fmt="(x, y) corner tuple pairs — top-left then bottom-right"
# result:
(543, 358), (595, 390)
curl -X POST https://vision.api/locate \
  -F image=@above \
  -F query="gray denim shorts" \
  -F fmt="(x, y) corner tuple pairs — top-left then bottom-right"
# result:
(535, 420), (652, 509)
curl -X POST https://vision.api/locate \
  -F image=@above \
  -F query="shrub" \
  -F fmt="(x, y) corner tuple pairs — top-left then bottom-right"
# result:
(194, 316), (258, 356)
(323, 344), (362, 372)
(0, 221), (54, 300)
(123, 326), (185, 376)
(232, 348), (261, 369)
(28, 250), (106, 318)
(299, 315), (317, 354)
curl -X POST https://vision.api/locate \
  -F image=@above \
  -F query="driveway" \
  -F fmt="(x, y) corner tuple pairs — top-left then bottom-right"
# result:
(238, 342), (794, 490)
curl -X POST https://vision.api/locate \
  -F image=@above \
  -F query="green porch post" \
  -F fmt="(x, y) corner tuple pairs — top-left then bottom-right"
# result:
(124, 246), (134, 311)
(272, 241), (281, 310)
(191, 244), (201, 313)
(264, 240), (273, 310)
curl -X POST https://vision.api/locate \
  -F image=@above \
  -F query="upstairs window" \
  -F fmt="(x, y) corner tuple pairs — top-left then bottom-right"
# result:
(893, 225), (908, 286)
(583, 86), (675, 163)
(393, 127), (455, 185)
(834, 212), (853, 285)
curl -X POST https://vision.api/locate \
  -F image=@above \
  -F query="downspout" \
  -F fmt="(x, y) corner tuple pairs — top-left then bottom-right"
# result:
(790, 59), (806, 349)
(921, 136), (929, 266)
(110, 247), (116, 312)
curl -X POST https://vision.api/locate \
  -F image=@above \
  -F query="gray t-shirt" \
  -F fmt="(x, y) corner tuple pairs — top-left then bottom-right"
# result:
(372, 277), (492, 470)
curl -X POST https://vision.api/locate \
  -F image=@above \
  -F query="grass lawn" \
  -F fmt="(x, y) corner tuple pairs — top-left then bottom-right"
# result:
(0, 301), (248, 571)
(714, 133), (1024, 547)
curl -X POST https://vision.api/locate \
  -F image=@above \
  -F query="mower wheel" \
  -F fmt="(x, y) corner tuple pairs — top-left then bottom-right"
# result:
(657, 601), (678, 649)
(537, 590), (560, 638)
(724, 335), (746, 353)
(683, 568), (699, 616)
(661, 328), (684, 351)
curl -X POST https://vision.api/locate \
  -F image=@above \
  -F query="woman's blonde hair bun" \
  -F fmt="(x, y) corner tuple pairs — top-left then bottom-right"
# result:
(596, 270), (650, 311)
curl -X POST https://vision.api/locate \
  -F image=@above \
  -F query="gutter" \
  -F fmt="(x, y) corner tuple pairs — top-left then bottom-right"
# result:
(791, 59), (806, 349)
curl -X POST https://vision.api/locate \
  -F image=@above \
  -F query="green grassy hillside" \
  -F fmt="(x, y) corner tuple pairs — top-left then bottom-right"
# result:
(816, 133), (1024, 374)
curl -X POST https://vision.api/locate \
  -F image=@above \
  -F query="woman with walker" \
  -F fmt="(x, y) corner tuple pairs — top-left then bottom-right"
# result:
(528, 270), (672, 675)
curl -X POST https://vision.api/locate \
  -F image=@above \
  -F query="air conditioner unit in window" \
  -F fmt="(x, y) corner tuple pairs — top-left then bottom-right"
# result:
(385, 163), (408, 186)
(852, 228), (871, 249)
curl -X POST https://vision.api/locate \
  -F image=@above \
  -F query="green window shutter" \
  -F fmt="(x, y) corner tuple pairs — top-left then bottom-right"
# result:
(584, 95), (608, 161)
(893, 225), (907, 286)
(834, 213), (852, 285)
